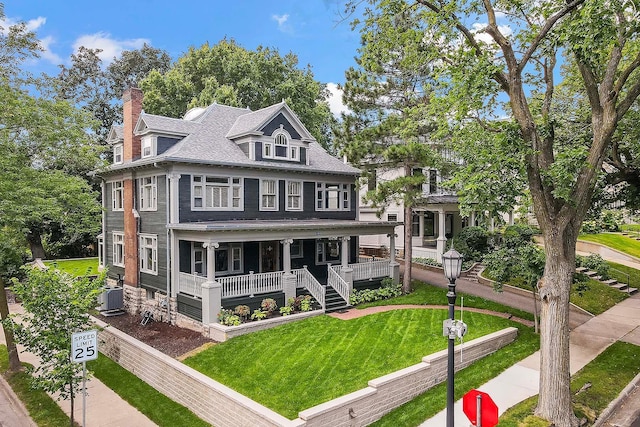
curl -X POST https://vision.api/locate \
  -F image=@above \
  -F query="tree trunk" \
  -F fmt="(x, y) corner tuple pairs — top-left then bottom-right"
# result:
(26, 230), (46, 260)
(0, 280), (21, 373)
(534, 230), (579, 427)
(403, 203), (413, 293)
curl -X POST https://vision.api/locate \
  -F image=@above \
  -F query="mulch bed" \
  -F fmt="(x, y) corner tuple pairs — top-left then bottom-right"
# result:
(95, 312), (214, 358)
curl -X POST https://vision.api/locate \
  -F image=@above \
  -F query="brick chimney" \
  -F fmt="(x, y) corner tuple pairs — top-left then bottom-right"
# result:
(122, 88), (143, 288)
(123, 87), (143, 161)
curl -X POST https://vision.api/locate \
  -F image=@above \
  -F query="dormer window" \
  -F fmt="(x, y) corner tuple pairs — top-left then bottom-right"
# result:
(263, 127), (300, 161)
(113, 143), (123, 164)
(141, 135), (156, 158)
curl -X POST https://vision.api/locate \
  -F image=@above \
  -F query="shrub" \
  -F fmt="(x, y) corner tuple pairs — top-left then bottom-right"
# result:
(218, 309), (241, 326)
(300, 295), (313, 312)
(413, 257), (440, 266)
(234, 305), (251, 320)
(251, 309), (267, 321)
(260, 298), (277, 314)
(279, 306), (293, 316)
(502, 224), (535, 248)
(453, 226), (490, 261)
(349, 281), (402, 305)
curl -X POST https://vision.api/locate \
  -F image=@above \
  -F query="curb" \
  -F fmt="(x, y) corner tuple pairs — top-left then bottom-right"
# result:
(593, 371), (640, 426)
(0, 372), (37, 427)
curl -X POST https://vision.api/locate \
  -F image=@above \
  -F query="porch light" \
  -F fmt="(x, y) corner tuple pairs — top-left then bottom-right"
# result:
(442, 245), (463, 281)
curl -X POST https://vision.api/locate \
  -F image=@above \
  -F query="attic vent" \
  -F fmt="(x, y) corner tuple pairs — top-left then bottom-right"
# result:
(183, 107), (206, 121)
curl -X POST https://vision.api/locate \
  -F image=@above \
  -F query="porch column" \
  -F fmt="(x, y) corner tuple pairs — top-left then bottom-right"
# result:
(387, 233), (400, 283)
(490, 215), (495, 232)
(508, 210), (514, 226)
(470, 211), (476, 227)
(201, 241), (221, 325)
(436, 209), (447, 262)
(281, 239), (296, 303)
(281, 239), (293, 273)
(340, 236), (353, 292)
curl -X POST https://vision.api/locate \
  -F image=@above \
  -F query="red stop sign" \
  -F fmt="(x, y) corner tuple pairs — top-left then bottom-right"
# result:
(463, 389), (499, 427)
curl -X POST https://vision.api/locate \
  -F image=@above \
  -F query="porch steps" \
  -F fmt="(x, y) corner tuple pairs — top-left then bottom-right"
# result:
(575, 268), (638, 295)
(324, 285), (350, 313)
(462, 263), (485, 283)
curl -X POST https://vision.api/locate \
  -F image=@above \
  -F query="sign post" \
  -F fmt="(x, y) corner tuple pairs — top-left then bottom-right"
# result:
(463, 389), (498, 427)
(71, 330), (98, 427)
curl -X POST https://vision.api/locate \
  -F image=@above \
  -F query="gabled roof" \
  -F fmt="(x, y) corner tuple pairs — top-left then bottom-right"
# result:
(106, 125), (123, 145)
(225, 101), (316, 142)
(135, 113), (201, 136)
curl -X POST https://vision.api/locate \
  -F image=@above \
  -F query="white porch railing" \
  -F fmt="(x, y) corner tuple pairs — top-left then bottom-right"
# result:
(413, 246), (440, 262)
(334, 258), (391, 282)
(327, 265), (350, 302)
(178, 272), (206, 298)
(293, 267), (325, 309)
(217, 271), (284, 299)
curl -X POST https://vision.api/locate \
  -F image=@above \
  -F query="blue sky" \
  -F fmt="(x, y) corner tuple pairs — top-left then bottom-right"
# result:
(3, 0), (361, 115)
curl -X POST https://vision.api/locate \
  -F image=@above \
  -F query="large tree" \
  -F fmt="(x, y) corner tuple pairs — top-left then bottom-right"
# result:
(337, 7), (438, 292)
(0, 6), (104, 259)
(350, 1), (640, 425)
(140, 38), (334, 148)
(53, 43), (171, 139)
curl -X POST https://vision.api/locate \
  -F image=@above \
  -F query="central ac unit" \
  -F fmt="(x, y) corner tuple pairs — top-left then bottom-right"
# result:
(99, 286), (124, 312)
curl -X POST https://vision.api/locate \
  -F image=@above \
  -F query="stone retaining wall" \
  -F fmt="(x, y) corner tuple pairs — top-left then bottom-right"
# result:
(93, 314), (517, 427)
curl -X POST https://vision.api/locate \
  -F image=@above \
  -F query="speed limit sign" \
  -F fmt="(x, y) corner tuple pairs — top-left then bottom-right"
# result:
(71, 330), (98, 363)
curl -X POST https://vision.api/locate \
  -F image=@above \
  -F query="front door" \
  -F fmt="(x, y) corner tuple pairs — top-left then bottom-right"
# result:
(260, 241), (280, 273)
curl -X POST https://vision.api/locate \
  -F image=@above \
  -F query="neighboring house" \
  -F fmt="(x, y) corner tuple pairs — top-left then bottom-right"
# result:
(359, 164), (515, 262)
(96, 88), (399, 330)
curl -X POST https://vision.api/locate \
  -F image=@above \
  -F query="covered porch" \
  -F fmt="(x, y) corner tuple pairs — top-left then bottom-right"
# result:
(167, 219), (399, 323)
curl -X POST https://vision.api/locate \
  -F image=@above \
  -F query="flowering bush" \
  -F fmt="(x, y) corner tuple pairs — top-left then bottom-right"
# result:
(261, 298), (278, 314)
(234, 305), (251, 320)
(349, 280), (402, 305)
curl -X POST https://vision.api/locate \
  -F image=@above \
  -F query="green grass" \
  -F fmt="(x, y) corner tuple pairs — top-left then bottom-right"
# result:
(372, 324), (539, 426)
(88, 354), (209, 427)
(358, 280), (535, 321)
(44, 258), (99, 277)
(570, 278), (627, 315)
(579, 233), (640, 259)
(621, 224), (640, 233)
(185, 309), (525, 419)
(499, 341), (640, 425)
(609, 261), (640, 289)
(0, 345), (72, 427)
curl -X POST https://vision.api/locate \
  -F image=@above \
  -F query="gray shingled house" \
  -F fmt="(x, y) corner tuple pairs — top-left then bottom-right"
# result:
(95, 88), (399, 329)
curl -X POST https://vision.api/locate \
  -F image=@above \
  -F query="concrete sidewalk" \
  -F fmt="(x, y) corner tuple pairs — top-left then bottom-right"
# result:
(420, 293), (640, 426)
(0, 302), (158, 427)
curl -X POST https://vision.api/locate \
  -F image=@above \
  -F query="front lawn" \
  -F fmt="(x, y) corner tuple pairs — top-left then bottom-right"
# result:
(609, 261), (640, 289)
(621, 224), (640, 233)
(44, 257), (99, 277)
(570, 278), (627, 315)
(499, 341), (640, 425)
(579, 233), (640, 259)
(184, 309), (523, 419)
(359, 280), (535, 321)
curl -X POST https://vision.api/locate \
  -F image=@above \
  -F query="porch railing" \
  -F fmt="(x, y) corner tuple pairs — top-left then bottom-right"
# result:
(178, 272), (206, 298)
(217, 271), (284, 299)
(334, 258), (391, 282)
(327, 265), (350, 303)
(293, 267), (325, 309)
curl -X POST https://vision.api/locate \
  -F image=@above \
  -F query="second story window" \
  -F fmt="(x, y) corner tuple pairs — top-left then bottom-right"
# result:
(192, 175), (243, 211)
(139, 234), (157, 275)
(112, 181), (124, 211)
(113, 143), (123, 164)
(139, 176), (157, 211)
(263, 128), (299, 162)
(141, 135), (156, 158)
(428, 169), (438, 194)
(286, 180), (302, 211)
(316, 183), (350, 211)
(260, 179), (278, 211)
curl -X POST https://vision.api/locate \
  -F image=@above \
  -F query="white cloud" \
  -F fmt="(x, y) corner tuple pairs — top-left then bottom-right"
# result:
(72, 32), (149, 64)
(271, 13), (293, 33)
(0, 15), (47, 33)
(326, 83), (350, 117)
(39, 35), (62, 64)
(471, 22), (513, 45)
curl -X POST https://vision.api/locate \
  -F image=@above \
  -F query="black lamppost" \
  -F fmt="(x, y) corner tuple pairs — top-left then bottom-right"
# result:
(442, 245), (463, 427)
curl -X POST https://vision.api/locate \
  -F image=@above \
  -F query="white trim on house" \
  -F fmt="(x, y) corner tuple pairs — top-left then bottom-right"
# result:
(285, 180), (303, 211)
(139, 176), (157, 211)
(111, 180), (124, 211)
(191, 175), (244, 211)
(260, 178), (278, 211)
(316, 182), (351, 212)
(139, 233), (158, 275)
(113, 143), (123, 165)
(112, 231), (124, 267)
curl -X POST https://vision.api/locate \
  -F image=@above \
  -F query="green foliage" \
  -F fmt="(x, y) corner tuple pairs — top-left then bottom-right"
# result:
(0, 228), (27, 285)
(217, 309), (241, 326)
(3, 267), (104, 401)
(250, 309), (267, 321)
(300, 295), (313, 312)
(502, 224), (536, 248)
(453, 226), (490, 262)
(581, 210), (623, 233)
(279, 306), (293, 316)
(260, 298), (277, 314)
(233, 305), (250, 320)
(139, 39), (332, 148)
(349, 282), (403, 305)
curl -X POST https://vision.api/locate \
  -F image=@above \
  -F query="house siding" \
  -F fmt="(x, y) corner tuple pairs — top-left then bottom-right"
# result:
(259, 113), (301, 139)
(104, 182), (125, 281)
(157, 136), (181, 155)
(138, 175), (168, 293)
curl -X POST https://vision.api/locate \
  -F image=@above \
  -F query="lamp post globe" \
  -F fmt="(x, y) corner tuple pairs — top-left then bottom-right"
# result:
(442, 245), (463, 427)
